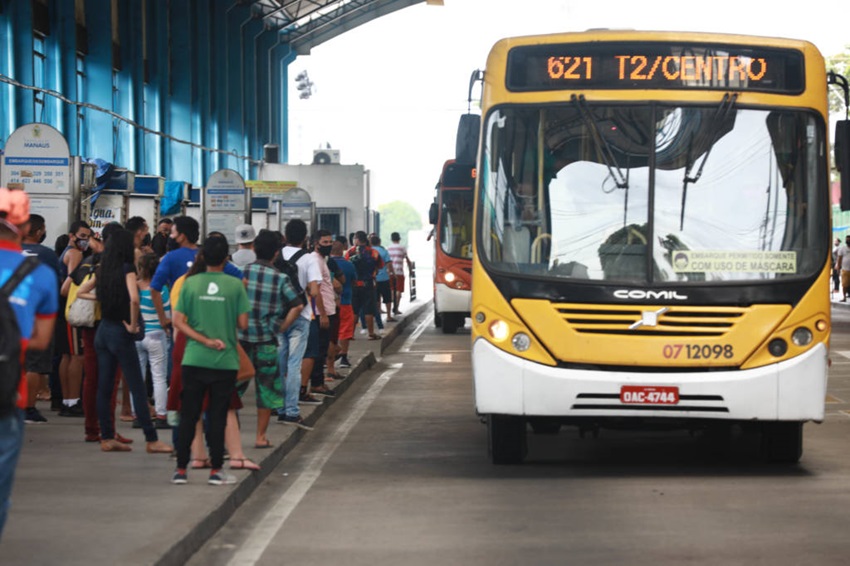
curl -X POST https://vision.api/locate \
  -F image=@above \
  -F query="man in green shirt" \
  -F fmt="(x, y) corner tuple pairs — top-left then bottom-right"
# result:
(171, 236), (250, 485)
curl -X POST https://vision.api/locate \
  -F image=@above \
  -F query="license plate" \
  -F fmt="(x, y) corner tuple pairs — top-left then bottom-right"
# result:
(620, 385), (680, 405)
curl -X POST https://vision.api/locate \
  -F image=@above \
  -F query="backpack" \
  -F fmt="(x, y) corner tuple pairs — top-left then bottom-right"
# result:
(350, 245), (377, 282)
(273, 249), (309, 306)
(0, 256), (40, 418)
(65, 259), (100, 326)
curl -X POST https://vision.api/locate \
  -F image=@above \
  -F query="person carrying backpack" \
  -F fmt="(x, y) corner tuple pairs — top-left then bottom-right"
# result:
(345, 231), (383, 340)
(0, 188), (58, 540)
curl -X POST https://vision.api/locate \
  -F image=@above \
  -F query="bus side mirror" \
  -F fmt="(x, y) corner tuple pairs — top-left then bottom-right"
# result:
(456, 113), (480, 166)
(837, 120), (850, 211)
(429, 202), (438, 225)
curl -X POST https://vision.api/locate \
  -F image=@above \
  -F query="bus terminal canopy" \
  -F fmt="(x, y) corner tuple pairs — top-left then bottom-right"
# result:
(252, 0), (428, 55)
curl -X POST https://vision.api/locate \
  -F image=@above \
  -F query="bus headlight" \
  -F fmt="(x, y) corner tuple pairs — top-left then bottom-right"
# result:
(791, 327), (813, 347)
(512, 333), (531, 352)
(488, 320), (510, 342)
(444, 271), (456, 283)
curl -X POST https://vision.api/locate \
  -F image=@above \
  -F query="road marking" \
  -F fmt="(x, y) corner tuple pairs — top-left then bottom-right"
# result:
(227, 363), (403, 566)
(423, 354), (452, 363)
(835, 351), (850, 359)
(399, 311), (434, 353)
(826, 394), (845, 404)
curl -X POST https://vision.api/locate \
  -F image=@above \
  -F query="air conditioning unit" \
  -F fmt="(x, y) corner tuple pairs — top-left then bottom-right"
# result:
(313, 149), (340, 165)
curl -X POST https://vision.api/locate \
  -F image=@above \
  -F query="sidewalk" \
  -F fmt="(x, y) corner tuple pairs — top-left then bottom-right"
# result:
(2, 297), (432, 566)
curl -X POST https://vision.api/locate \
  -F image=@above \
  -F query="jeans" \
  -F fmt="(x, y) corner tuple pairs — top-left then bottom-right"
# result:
(175, 365), (235, 470)
(0, 409), (24, 540)
(94, 319), (158, 442)
(278, 316), (310, 418)
(135, 329), (168, 416)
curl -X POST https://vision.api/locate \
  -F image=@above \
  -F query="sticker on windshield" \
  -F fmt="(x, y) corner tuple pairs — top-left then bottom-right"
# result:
(671, 251), (797, 273)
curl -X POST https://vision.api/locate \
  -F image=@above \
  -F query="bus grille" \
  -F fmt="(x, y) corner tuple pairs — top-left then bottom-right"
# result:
(553, 304), (747, 337)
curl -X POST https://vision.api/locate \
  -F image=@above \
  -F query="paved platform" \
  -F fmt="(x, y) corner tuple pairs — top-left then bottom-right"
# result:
(2, 297), (432, 566)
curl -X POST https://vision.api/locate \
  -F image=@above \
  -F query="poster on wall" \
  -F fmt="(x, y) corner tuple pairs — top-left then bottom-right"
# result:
(1, 123), (71, 194)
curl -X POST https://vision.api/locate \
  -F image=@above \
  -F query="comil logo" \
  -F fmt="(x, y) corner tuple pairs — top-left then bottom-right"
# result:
(207, 282), (219, 295)
(613, 289), (688, 300)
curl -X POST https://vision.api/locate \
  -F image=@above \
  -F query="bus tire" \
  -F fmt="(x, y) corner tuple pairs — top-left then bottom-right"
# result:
(488, 414), (527, 464)
(761, 422), (803, 463)
(442, 313), (462, 334)
(529, 418), (561, 435)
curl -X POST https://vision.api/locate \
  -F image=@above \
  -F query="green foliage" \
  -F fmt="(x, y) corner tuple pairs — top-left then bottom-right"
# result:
(378, 200), (422, 247)
(827, 48), (850, 116)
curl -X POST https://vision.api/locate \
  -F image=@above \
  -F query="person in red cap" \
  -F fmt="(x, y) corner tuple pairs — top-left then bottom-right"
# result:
(0, 188), (58, 540)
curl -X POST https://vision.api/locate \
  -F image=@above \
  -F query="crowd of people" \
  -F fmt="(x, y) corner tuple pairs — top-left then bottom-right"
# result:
(0, 187), (412, 538)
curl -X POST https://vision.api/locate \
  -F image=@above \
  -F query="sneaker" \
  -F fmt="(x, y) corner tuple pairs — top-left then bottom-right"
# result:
(171, 469), (188, 485)
(59, 401), (84, 417)
(24, 407), (47, 424)
(359, 328), (368, 335)
(338, 355), (352, 368)
(278, 415), (314, 431)
(208, 470), (237, 485)
(311, 387), (336, 399)
(299, 393), (323, 406)
(154, 418), (171, 429)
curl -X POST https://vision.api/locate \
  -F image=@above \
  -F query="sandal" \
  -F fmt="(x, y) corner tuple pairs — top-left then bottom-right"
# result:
(254, 440), (273, 449)
(115, 433), (134, 444)
(146, 440), (174, 454)
(230, 458), (261, 471)
(101, 439), (132, 452)
(368, 334), (381, 340)
(191, 458), (212, 469)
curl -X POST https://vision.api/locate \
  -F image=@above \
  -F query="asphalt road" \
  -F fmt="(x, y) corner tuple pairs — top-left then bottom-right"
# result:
(190, 306), (850, 566)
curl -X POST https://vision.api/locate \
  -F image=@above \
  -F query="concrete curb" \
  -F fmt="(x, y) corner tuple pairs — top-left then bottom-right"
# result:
(155, 299), (433, 566)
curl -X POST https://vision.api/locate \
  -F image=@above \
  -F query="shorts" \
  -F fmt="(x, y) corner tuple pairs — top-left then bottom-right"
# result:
(237, 341), (282, 411)
(392, 274), (406, 294)
(842, 269), (850, 290)
(376, 280), (392, 305)
(352, 284), (377, 318)
(25, 337), (55, 374)
(303, 318), (320, 360)
(338, 304), (354, 341)
(67, 324), (84, 356)
(328, 313), (340, 343)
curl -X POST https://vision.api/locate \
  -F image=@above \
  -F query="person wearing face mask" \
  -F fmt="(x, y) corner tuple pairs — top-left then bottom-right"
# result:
(306, 230), (338, 399)
(151, 217), (172, 258)
(59, 220), (92, 281)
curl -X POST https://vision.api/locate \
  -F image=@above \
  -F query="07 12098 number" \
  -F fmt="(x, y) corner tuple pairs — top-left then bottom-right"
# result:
(662, 344), (733, 360)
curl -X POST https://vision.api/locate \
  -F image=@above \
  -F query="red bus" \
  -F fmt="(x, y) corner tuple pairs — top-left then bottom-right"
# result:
(429, 159), (475, 334)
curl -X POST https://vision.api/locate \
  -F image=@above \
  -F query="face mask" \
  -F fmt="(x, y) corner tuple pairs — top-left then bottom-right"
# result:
(318, 245), (332, 257)
(166, 237), (179, 252)
(76, 239), (90, 251)
(38, 232), (46, 244)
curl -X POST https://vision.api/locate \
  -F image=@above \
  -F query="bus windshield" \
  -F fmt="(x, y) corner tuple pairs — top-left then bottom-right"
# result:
(478, 103), (827, 283)
(440, 189), (474, 259)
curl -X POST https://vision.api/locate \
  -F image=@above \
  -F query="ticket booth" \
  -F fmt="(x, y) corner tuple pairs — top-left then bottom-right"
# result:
(204, 169), (250, 250)
(133, 175), (164, 229)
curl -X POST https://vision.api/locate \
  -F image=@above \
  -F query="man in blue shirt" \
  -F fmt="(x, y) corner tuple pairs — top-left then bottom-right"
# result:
(0, 189), (58, 540)
(330, 241), (356, 369)
(370, 235), (395, 323)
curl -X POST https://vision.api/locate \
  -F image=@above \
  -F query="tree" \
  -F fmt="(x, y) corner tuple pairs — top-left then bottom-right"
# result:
(378, 200), (422, 247)
(827, 47), (850, 117)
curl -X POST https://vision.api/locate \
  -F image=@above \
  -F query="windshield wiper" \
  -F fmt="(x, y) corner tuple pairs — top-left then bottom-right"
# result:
(571, 94), (629, 190)
(679, 93), (738, 230)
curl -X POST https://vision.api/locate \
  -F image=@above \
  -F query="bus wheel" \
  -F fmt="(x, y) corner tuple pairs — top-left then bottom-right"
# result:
(434, 306), (443, 328)
(488, 415), (527, 464)
(442, 313), (461, 334)
(529, 418), (561, 435)
(761, 422), (803, 463)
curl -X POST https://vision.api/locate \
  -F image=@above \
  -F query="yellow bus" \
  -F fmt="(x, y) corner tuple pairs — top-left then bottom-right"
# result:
(464, 31), (847, 464)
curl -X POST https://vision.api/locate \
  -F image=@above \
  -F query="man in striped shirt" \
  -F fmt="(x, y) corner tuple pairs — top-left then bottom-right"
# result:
(239, 230), (305, 443)
(387, 232), (412, 315)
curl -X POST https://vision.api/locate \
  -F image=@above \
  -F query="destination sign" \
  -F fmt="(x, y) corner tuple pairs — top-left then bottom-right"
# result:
(506, 42), (804, 93)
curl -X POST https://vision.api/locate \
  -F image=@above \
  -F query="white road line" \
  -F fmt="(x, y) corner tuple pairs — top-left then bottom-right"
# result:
(423, 354), (453, 363)
(227, 363), (403, 566)
(835, 351), (850, 359)
(399, 312), (434, 353)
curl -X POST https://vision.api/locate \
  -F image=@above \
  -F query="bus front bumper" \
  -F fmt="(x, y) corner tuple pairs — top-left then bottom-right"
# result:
(472, 338), (828, 422)
(435, 284), (471, 315)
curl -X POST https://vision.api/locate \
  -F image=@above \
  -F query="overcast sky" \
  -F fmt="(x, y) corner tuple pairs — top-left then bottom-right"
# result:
(286, 0), (849, 220)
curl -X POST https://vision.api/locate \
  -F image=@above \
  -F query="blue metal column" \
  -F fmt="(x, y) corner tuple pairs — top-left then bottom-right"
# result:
(224, 3), (252, 173)
(167, 1), (193, 184)
(193, 0), (213, 183)
(278, 44), (296, 163)
(146, 0), (168, 175)
(0, 1), (35, 136)
(83, 0), (114, 162)
(114, 0), (141, 170)
(52, 0), (79, 153)
(254, 25), (277, 169)
(242, 18), (268, 176)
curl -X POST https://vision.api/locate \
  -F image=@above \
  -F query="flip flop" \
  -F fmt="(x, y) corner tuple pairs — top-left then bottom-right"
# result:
(230, 458), (261, 471)
(368, 334), (381, 340)
(254, 440), (273, 449)
(191, 458), (212, 469)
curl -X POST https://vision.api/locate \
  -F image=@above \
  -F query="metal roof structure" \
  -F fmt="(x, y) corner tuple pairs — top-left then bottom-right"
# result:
(252, 0), (427, 54)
